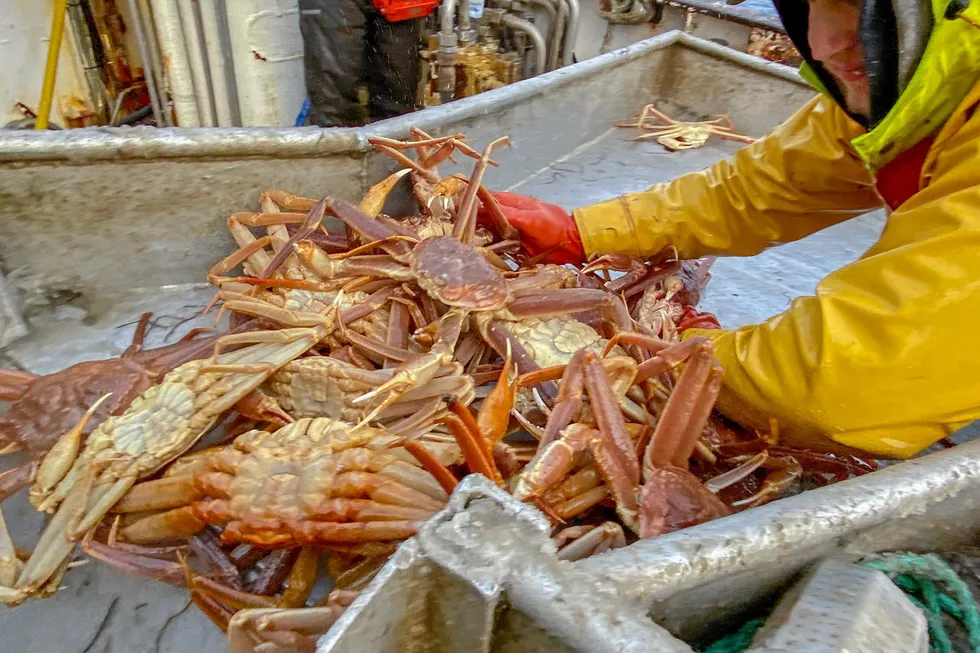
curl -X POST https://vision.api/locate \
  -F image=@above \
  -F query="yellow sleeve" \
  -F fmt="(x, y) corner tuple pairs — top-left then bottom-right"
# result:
(683, 126), (980, 458)
(572, 95), (883, 260)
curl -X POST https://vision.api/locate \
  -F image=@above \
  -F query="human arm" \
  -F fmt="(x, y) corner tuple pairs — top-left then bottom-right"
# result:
(683, 123), (980, 458)
(572, 95), (883, 260)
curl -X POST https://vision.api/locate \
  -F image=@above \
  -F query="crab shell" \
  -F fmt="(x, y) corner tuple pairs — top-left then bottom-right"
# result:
(410, 236), (511, 310)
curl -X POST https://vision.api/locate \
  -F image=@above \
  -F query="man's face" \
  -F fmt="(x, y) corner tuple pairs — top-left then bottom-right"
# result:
(807, 0), (870, 117)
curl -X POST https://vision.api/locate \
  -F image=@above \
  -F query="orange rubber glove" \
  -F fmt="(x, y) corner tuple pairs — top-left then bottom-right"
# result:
(478, 191), (586, 265)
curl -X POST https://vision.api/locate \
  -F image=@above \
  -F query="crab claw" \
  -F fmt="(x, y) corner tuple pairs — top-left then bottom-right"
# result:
(359, 169), (411, 218)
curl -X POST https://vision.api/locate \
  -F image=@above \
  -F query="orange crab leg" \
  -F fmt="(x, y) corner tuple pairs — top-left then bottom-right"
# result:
(452, 136), (511, 245)
(445, 401), (503, 485)
(476, 343), (517, 443)
(298, 521), (420, 545)
(402, 440), (459, 494)
(642, 339), (719, 472)
(119, 505), (208, 544)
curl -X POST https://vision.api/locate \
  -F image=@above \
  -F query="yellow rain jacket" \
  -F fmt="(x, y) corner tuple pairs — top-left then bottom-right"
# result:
(573, 10), (980, 458)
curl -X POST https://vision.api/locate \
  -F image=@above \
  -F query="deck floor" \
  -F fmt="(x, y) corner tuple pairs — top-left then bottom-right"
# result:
(1, 130), (892, 653)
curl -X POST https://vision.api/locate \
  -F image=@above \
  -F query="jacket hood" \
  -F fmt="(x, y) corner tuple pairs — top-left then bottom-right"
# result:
(772, 0), (980, 170)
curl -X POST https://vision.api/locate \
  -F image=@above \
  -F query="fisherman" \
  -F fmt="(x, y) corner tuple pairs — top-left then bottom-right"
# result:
(298, 0), (423, 126)
(483, 0), (980, 458)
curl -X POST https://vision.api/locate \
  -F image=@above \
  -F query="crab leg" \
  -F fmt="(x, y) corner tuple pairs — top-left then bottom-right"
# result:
(326, 198), (413, 259)
(730, 455), (803, 509)
(0, 464), (33, 502)
(581, 352), (640, 483)
(479, 318), (559, 405)
(262, 190), (319, 212)
(449, 398), (503, 485)
(603, 332), (702, 383)
(504, 288), (633, 336)
(385, 302), (411, 369)
(353, 309), (464, 426)
(452, 136), (511, 245)
(642, 339), (722, 473)
(556, 522), (627, 561)
(359, 168), (412, 218)
(440, 412), (501, 485)
(475, 342), (517, 443)
(403, 440), (459, 494)
(512, 424), (597, 502)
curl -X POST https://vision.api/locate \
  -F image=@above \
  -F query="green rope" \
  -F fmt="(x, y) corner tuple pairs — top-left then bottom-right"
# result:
(698, 552), (980, 653)
(701, 618), (765, 653)
(859, 553), (980, 653)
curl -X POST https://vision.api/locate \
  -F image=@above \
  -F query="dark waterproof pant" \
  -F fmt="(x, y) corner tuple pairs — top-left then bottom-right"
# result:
(299, 0), (421, 127)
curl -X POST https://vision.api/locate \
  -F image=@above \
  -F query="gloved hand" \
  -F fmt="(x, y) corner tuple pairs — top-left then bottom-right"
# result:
(478, 191), (586, 265)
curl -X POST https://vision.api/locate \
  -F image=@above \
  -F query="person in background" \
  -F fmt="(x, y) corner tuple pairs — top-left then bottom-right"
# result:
(298, 0), (422, 127)
(482, 0), (980, 459)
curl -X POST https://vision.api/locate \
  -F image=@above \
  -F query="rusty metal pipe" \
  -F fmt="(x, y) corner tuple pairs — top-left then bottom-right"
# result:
(502, 13), (547, 77)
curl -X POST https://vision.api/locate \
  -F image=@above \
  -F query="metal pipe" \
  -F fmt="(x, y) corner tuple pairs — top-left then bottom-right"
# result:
(198, 0), (236, 125)
(36, 0), (70, 130)
(137, 0), (173, 126)
(124, 0), (165, 125)
(501, 13), (546, 77)
(149, 0), (200, 125)
(561, 0), (579, 66)
(438, 0), (459, 103)
(177, 0), (217, 126)
(458, 0), (474, 44)
(524, 0), (559, 70)
(549, 0), (568, 71)
(66, 0), (109, 123)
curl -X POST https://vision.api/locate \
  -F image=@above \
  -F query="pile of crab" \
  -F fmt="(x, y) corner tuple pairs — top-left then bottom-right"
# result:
(0, 129), (877, 652)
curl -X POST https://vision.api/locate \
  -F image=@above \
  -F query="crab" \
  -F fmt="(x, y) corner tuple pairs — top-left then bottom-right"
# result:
(112, 418), (453, 548)
(270, 190), (635, 427)
(262, 355), (474, 430)
(0, 296), (343, 605)
(0, 314), (237, 503)
(617, 105), (756, 152)
(510, 334), (729, 538)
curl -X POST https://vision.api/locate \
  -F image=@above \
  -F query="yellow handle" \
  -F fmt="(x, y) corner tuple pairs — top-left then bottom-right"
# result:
(35, 0), (70, 130)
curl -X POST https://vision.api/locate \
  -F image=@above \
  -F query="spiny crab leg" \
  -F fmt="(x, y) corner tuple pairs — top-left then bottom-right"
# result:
(452, 136), (511, 245)
(511, 351), (641, 530)
(635, 336), (723, 473)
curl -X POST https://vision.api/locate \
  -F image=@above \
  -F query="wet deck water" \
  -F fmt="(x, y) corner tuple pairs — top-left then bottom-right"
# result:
(0, 130), (888, 652)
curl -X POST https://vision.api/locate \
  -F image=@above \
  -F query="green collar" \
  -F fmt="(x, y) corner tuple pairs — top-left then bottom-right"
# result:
(800, 1), (980, 171)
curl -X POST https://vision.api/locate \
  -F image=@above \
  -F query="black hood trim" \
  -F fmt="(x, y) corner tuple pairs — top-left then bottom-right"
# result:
(771, 0), (906, 128)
